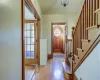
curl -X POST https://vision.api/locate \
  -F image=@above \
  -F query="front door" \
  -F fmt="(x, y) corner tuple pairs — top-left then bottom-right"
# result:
(53, 26), (63, 53)
(24, 21), (38, 64)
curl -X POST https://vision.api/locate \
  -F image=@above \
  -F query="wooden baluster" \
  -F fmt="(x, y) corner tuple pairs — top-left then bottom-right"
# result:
(86, 0), (88, 39)
(78, 19), (81, 48)
(94, 0), (96, 25)
(80, 14), (82, 48)
(93, 0), (95, 26)
(99, 0), (100, 8)
(74, 29), (75, 56)
(76, 28), (78, 55)
(77, 23), (79, 49)
(75, 29), (77, 55)
(83, 3), (85, 39)
(72, 27), (75, 55)
(96, 0), (98, 25)
(76, 29), (78, 55)
(87, 0), (89, 28)
(90, 0), (92, 27)
(83, 9), (84, 39)
(81, 11), (84, 39)
(74, 32), (76, 55)
(97, 0), (99, 9)
(89, 0), (91, 27)
(91, 0), (93, 26)
(84, 1), (87, 39)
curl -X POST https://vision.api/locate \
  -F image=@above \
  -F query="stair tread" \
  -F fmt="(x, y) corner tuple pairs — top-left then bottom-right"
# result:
(77, 48), (83, 51)
(86, 25), (100, 30)
(81, 39), (90, 42)
(62, 62), (72, 74)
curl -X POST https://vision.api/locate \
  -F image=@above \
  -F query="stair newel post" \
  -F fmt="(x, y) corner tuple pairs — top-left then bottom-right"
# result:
(72, 26), (76, 80)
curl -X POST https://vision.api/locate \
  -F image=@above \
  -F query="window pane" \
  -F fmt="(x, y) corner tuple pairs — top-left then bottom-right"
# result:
(27, 45), (30, 51)
(31, 31), (34, 37)
(31, 38), (34, 44)
(24, 38), (26, 44)
(30, 52), (34, 58)
(27, 23), (31, 30)
(25, 52), (27, 58)
(26, 51), (30, 58)
(24, 31), (27, 37)
(25, 45), (26, 51)
(26, 38), (30, 44)
(31, 23), (34, 30)
(27, 31), (30, 37)
(54, 29), (61, 36)
(31, 45), (34, 51)
(25, 24), (27, 30)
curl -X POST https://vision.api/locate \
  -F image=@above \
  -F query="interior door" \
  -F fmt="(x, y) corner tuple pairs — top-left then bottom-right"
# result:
(53, 27), (63, 53)
(24, 21), (38, 64)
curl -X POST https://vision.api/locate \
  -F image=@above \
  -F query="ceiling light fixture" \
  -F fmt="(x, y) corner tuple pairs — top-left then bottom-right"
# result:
(61, 0), (69, 7)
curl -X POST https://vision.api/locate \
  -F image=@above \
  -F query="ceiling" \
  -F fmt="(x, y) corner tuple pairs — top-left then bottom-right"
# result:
(37, 0), (85, 14)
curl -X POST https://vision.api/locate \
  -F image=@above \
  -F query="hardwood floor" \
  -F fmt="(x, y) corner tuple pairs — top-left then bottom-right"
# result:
(25, 54), (65, 80)
(38, 54), (65, 80)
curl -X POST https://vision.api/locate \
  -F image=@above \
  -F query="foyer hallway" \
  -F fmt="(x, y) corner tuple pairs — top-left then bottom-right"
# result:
(38, 54), (65, 80)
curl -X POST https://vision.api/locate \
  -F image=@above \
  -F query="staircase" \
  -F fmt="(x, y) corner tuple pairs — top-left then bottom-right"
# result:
(62, 0), (100, 80)
(72, 0), (100, 79)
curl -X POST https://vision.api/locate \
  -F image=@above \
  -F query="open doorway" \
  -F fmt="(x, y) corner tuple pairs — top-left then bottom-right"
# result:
(22, 0), (40, 80)
(51, 23), (67, 57)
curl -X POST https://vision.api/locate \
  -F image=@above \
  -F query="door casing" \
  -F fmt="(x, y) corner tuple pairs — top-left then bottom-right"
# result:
(22, 0), (41, 80)
(51, 22), (68, 58)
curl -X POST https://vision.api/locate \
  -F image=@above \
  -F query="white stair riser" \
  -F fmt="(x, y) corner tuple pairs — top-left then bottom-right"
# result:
(88, 28), (100, 40)
(82, 41), (90, 51)
(98, 11), (100, 24)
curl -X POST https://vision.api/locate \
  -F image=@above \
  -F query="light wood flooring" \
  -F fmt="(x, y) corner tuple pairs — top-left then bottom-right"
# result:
(25, 54), (65, 80)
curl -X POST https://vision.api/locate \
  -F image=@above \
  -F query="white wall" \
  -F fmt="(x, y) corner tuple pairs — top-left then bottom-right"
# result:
(40, 39), (48, 65)
(75, 42), (100, 80)
(0, 0), (22, 80)
(42, 14), (76, 54)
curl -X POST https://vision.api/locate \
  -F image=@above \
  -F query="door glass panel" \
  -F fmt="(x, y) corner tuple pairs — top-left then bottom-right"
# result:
(31, 45), (34, 51)
(27, 31), (30, 37)
(30, 52), (34, 58)
(31, 23), (34, 30)
(31, 38), (34, 44)
(27, 38), (30, 44)
(31, 31), (34, 37)
(25, 45), (27, 51)
(24, 31), (27, 37)
(24, 23), (35, 59)
(27, 23), (31, 30)
(25, 24), (27, 30)
(26, 51), (30, 59)
(27, 45), (30, 51)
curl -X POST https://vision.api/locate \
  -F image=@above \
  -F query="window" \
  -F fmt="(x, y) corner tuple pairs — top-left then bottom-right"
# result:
(24, 23), (34, 59)
(54, 28), (61, 37)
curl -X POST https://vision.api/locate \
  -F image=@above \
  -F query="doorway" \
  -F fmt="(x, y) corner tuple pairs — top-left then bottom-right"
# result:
(51, 23), (67, 57)
(22, 0), (40, 80)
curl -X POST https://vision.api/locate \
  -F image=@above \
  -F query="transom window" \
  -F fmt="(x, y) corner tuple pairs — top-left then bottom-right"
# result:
(24, 23), (34, 59)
